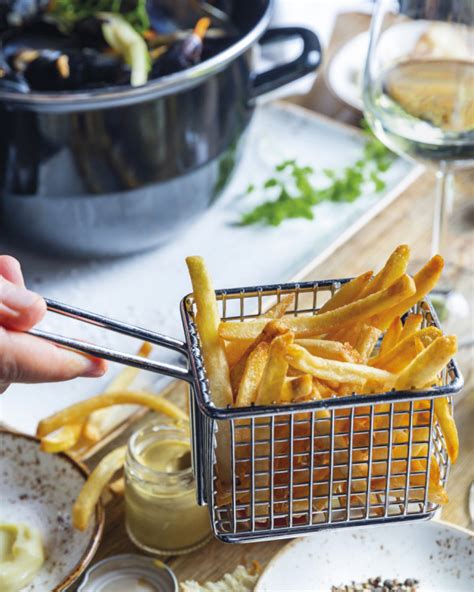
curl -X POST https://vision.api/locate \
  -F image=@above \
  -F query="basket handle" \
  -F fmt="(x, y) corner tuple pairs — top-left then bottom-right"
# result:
(28, 298), (193, 383)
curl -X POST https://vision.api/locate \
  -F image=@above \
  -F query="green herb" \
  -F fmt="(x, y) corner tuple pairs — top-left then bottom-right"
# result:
(48, 0), (150, 33)
(239, 123), (395, 227)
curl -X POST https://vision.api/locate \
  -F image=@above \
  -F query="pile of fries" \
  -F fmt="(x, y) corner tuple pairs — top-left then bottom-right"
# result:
(186, 245), (459, 525)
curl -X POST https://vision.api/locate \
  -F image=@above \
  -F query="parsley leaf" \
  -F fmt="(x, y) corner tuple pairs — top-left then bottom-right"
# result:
(239, 120), (395, 227)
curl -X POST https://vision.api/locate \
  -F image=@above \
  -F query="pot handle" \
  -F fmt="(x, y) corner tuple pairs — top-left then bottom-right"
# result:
(249, 26), (322, 100)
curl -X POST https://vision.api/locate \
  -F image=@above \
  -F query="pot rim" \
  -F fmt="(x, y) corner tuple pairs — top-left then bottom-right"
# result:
(0, 2), (273, 112)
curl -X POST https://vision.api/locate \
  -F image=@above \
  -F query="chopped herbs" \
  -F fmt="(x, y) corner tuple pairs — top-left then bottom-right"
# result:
(239, 124), (395, 227)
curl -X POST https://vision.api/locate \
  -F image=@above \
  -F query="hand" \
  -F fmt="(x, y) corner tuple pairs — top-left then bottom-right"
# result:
(0, 255), (106, 394)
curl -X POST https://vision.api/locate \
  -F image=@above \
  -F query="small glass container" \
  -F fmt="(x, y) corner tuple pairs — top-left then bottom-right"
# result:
(124, 421), (211, 555)
(78, 554), (178, 592)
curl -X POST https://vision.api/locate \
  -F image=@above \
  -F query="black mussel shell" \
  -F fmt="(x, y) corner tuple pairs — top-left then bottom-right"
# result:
(19, 47), (129, 91)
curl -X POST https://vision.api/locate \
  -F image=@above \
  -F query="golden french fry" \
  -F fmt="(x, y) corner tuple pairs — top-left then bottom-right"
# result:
(280, 374), (313, 403)
(84, 341), (153, 442)
(40, 423), (83, 453)
(318, 271), (373, 314)
(361, 244), (410, 297)
(219, 275), (416, 341)
(355, 324), (382, 361)
(256, 333), (294, 405)
(286, 344), (395, 388)
(72, 446), (126, 531)
(231, 320), (288, 393)
(399, 314), (423, 342)
(434, 397), (459, 463)
(186, 256), (233, 486)
(264, 293), (296, 319)
(395, 336), (457, 390)
(109, 477), (125, 496)
(225, 294), (295, 366)
(235, 342), (270, 407)
(370, 326), (441, 371)
(312, 377), (334, 399)
(295, 338), (362, 363)
(372, 255), (444, 330)
(186, 256), (233, 408)
(379, 317), (403, 356)
(37, 390), (188, 438)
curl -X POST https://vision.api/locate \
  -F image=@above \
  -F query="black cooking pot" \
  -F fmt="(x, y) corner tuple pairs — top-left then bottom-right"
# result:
(0, 0), (321, 257)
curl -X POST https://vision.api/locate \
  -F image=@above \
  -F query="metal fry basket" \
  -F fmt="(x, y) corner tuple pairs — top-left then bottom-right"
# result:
(181, 279), (463, 543)
(35, 278), (463, 544)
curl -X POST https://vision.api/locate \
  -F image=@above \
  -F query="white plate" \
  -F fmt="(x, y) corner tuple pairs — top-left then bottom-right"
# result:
(326, 31), (368, 111)
(0, 102), (421, 435)
(256, 521), (474, 592)
(0, 431), (104, 591)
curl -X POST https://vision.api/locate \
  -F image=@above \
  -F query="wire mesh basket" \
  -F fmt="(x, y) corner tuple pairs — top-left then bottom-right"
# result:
(181, 279), (463, 543)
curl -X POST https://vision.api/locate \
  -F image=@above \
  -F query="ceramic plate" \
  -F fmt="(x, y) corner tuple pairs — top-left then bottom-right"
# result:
(256, 520), (474, 591)
(326, 31), (368, 111)
(0, 431), (104, 591)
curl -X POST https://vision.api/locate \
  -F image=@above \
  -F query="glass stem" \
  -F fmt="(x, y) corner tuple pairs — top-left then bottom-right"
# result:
(431, 161), (453, 257)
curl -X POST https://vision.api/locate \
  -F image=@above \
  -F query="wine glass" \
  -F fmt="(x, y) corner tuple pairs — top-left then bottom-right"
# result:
(363, 0), (473, 355)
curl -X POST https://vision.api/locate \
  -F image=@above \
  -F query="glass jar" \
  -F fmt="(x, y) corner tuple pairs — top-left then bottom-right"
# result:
(124, 421), (211, 555)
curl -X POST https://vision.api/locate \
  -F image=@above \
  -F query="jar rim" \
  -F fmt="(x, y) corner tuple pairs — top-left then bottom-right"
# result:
(127, 421), (194, 481)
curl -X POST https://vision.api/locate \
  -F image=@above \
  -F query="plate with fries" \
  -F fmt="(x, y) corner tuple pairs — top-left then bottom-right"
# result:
(256, 520), (474, 591)
(0, 430), (103, 591)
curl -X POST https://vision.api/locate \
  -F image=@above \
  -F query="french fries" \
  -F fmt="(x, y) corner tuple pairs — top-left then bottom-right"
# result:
(186, 256), (234, 486)
(37, 390), (188, 438)
(286, 344), (395, 388)
(318, 271), (373, 314)
(256, 333), (294, 405)
(199, 245), (457, 519)
(40, 423), (83, 453)
(294, 339), (362, 363)
(235, 342), (269, 407)
(379, 317), (403, 356)
(280, 374), (313, 403)
(395, 336), (457, 390)
(225, 294), (295, 367)
(372, 255), (444, 330)
(230, 320), (288, 394)
(186, 257), (233, 409)
(361, 244), (410, 297)
(83, 341), (153, 442)
(219, 275), (416, 340)
(73, 446), (126, 531)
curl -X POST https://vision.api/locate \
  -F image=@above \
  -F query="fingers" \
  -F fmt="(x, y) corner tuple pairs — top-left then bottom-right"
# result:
(0, 275), (46, 331)
(0, 329), (107, 394)
(0, 255), (25, 287)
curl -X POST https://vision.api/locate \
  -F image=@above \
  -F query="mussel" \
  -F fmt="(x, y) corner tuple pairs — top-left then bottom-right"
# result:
(10, 46), (130, 91)
(152, 16), (210, 77)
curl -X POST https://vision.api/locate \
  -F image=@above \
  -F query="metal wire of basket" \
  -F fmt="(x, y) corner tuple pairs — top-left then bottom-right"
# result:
(182, 278), (463, 543)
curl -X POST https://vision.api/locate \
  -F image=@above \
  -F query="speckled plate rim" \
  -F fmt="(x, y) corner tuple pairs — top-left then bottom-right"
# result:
(255, 520), (474, 591)
(0, 429), (105, 592)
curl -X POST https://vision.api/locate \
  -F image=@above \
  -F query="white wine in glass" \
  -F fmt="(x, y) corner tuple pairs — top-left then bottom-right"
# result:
(364, 1), (473, 353)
